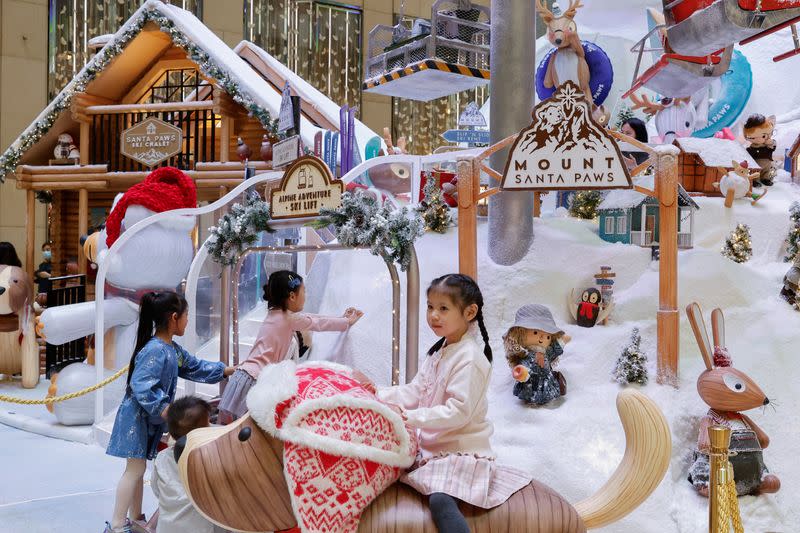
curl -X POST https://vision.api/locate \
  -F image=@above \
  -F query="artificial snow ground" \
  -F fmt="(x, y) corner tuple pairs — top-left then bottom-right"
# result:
(304, 179), (800, 533)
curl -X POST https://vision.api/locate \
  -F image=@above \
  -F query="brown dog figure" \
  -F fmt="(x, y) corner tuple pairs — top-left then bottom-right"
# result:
(685, 302), (780, 497)
(537, 0), (593, 104)
(0, 265), (39, 388)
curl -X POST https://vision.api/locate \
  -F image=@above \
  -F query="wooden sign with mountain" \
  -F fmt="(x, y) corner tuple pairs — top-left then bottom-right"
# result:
(501, 81), (633, 191)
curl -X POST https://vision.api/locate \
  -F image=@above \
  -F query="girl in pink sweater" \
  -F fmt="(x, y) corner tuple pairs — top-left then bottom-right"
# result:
(219, 270), (363, 421)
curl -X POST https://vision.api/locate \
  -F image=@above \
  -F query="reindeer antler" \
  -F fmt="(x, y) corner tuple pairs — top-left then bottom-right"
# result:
(535, 0), (555, 24)
(629, 93), (666, 116)
(563, 0), (584, 19)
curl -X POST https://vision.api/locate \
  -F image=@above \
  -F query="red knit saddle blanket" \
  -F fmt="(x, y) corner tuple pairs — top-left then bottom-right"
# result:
(248, 361), (417, 533)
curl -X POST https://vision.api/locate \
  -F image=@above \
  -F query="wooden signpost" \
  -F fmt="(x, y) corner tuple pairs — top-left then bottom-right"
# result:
(454, 81), (681, 385)
(120, 117), (182, 167)
(269, 155), (343, 220)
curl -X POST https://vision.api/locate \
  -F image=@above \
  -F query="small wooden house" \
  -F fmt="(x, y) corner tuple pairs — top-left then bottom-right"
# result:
(598, 176), (699, 249)
(674, 137), (759, 195)
(788, 134), (800, 182)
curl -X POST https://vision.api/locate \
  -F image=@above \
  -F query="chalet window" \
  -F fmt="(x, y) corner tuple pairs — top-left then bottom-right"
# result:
(616, 216), (627, 235)
(47, 1), (203, 99)
(605, 217), (615, 235)
(244, 0), (362, 114)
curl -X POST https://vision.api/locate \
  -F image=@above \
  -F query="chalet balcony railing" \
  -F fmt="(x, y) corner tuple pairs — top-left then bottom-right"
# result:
(87, 101), (219, 172)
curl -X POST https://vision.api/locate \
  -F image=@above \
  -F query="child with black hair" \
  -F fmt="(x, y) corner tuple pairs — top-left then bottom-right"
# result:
(104, 291), (235, 533)
(364, 274), (531, 533)
(151, 396), (227, 533)
(218, 270), (363, 422)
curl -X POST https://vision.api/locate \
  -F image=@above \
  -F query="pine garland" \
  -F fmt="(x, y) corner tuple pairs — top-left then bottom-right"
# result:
(417, 172), (452, 234)
(785, 201), (800, 262)
(316, 191), (424, 271)
(569, 190), (604, 220)
(0, 5), (283, 182)
(612, 328), (649, 385)
(205, 196), (274, 266)
(721, 223), (753, 263)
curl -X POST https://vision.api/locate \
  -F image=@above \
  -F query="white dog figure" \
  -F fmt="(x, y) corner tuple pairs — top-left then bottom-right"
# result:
(0, 265), (38, 388)
(39, 167), (198, 425)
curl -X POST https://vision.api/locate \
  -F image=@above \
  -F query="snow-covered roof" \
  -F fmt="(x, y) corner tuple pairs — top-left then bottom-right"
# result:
(233, 41), (382, 161)
(1, 1), (328, 177)
(674, 137), (758, 168)
(598, 175), (699, 211)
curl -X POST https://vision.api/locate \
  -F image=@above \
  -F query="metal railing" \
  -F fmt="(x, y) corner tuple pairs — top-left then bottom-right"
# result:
(45, 274), (86, 377)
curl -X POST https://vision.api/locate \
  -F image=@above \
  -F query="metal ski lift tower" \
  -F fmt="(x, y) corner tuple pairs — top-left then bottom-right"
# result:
(488, 0), (537, 265)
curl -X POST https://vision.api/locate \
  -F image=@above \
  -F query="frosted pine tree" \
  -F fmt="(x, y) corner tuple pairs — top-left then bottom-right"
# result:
(569, 190), (604, 219)
(612, 328), (648, 385)
(784, 202), (800, 262)
(418, 172), (452, 233)
(721, 223), (753, 263)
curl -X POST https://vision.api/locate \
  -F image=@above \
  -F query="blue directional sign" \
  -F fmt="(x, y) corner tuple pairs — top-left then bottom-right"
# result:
(441, 129), (490, 145)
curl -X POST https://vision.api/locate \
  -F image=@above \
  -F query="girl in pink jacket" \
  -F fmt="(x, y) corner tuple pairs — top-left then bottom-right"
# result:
(219, 270), (363, 421)
(371, 274), (531, 533)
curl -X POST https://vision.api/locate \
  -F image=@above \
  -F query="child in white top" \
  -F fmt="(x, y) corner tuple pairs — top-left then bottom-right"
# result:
(359, 274), (530, 532)
(151, 396), (227, 533)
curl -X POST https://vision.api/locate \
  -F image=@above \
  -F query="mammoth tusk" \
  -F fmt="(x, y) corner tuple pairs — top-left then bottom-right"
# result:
(574, 389), (671, 529)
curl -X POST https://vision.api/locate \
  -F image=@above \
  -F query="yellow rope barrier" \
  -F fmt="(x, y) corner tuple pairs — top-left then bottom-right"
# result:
(0, 365), (128, 405)
(714, 461), (744, 533)
(708, 425), (745, 533)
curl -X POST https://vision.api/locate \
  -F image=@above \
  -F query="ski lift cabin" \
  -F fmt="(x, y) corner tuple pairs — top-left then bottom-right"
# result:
(362, 0), (490, 101)
(664, 0), (800, 60)
(624, 8), (732, 99)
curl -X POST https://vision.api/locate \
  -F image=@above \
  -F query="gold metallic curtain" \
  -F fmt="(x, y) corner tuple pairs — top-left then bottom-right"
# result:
(47, 0), (202, 99)
(244, 0), (362, 114)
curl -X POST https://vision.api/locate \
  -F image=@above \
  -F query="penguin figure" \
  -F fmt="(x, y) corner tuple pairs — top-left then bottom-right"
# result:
(576, 288), (601, 328)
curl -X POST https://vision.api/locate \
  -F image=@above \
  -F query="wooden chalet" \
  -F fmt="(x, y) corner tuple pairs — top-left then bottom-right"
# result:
(673, 137), (759, 196)
(1, 1), (377, 282)
(788, 133), (800, 183)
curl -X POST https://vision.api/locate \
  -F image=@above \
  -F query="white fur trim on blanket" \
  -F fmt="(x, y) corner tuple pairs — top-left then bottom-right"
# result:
(246, 360), (299, 434)
(247, 360), (415, 468)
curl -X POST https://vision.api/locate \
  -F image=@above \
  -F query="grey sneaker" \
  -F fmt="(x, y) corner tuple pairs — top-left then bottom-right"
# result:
(103, 521), (132, 533)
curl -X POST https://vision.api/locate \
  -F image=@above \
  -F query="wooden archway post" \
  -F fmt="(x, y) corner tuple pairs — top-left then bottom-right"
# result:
(456, 157), (479, 280)
(654, 146), (680, 385)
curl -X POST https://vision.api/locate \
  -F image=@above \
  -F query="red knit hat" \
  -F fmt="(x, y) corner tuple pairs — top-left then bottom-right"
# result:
(105, 167), (197, 247)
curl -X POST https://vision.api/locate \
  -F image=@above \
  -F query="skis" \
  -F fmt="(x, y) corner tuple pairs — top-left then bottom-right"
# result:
(751, 187), (768, 205)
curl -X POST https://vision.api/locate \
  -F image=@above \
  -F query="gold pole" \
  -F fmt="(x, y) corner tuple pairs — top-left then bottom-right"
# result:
(708, 425), (731, 533)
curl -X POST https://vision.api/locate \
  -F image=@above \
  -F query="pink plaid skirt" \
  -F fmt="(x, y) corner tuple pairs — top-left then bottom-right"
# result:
(400, 453), (531, 509)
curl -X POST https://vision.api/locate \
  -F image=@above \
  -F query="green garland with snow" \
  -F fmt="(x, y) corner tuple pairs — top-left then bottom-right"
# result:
(0, 7), (283, 182)
(205, 196), (274, 266)
(315, 191), (424, 271)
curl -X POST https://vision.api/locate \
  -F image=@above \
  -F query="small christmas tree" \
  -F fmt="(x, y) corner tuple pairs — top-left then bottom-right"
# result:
(612, 328), (648, 385)
(418, 172), (452, 233)
(721, 223), (753, 263)
(784, 202), (800, 262)
(613, 105), (635, 130)
(569, 190), (604, 219)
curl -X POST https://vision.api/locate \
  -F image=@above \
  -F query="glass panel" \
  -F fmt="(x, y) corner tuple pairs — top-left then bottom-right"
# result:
(48, 0), (203, 99)
(244, 0), (362, 111)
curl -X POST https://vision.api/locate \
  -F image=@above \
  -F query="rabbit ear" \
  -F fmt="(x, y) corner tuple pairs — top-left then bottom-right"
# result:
(686, 302), (713, 371)
(711, 308), (725, 349)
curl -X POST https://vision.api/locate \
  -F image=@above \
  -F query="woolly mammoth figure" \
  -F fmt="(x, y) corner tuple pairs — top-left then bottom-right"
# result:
(38, 167), (197, 425)
(177, 361), (671, 533)
(0, 265), (38, 388)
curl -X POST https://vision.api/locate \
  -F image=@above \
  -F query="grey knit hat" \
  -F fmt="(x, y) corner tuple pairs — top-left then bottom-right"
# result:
(509, 304), (564, 335)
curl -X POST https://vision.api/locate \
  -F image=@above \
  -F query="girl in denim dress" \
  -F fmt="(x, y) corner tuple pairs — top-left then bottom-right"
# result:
(104, 291), (234, 533)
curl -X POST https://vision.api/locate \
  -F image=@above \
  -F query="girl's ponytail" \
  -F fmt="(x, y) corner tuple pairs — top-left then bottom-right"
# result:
(128, 292), (157, 385)
(476, 308), (492, 362)
(126, 291), (188, 385)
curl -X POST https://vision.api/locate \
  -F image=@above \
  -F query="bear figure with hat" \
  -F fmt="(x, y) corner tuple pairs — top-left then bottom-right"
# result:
(504, 304), (570, 406)
(38, 167), (198, 426)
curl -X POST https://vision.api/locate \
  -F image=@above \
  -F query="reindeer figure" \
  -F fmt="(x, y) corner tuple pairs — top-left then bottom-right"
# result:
(537, 0), (593, 104)
(629, 92), (697, 144)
